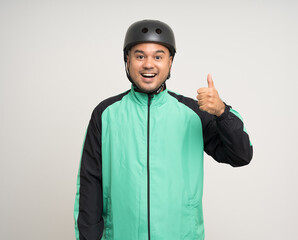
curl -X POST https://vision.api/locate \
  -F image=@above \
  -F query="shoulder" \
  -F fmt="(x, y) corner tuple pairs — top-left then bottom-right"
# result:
(167, 90), (200, 114)
(92, 90), (130, 118)
(167, 90), (215, 123)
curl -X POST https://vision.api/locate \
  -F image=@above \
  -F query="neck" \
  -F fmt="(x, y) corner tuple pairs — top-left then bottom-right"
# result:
(133, 83), (166, 95)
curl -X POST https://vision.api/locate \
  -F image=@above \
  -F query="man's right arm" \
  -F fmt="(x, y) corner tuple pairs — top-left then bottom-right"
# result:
(74, 107), (104, 240)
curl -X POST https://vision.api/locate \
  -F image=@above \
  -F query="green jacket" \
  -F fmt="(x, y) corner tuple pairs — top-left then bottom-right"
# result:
(74, 86), (253, 240)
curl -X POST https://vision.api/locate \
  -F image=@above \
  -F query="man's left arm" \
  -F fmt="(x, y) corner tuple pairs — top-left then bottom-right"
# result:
(197, 74), (253, 167)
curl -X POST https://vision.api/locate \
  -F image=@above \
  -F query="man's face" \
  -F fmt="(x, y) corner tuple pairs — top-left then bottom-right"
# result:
(126, 43), (173, 93)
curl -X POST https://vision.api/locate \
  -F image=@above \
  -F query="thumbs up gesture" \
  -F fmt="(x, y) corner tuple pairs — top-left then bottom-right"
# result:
(197, 73), (225, 117)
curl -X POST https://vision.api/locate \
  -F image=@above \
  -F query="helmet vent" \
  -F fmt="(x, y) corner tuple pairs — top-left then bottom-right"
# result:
(142, 28), (148, 33)
(155, 28), (162, 34)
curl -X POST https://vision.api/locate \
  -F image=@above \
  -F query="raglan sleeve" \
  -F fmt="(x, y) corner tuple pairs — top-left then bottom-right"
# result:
(202, 103), (253, 167)
(74, 106), (104, 239)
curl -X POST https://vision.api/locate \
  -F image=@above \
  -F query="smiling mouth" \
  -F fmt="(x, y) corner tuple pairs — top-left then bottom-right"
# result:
(141, 73), (157, 78)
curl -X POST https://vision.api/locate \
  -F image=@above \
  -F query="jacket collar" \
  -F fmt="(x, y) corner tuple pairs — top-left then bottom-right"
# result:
(129, 84), (168, 107)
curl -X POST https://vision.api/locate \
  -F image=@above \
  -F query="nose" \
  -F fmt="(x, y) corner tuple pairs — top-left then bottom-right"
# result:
(143, 57), (154, 69)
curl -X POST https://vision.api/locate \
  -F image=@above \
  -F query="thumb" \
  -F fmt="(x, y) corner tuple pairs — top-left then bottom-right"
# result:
(207, 73), (214, 88)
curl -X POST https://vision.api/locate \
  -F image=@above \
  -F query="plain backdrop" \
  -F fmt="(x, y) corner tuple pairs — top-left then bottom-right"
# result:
(1, 0), (297, 239)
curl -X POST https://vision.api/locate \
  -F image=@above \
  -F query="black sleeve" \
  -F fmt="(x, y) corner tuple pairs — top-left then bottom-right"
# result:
(202, 103), (253, 167)
(75, 90), (130, 239)
(167, 91), (253, 167)
(77, 106), (104, 239)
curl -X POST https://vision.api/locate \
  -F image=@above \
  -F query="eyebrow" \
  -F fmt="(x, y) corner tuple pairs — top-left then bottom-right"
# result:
(134, 50), (166, 54)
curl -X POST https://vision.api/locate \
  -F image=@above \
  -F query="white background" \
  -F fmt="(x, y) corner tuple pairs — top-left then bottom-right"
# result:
(1, 0), (297, 239)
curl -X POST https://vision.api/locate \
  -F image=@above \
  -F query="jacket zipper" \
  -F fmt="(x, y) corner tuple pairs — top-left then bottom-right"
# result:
(147, 94), (152, 240)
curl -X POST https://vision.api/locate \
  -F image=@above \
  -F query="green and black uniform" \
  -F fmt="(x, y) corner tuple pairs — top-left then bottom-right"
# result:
(74, 85), (253, 240)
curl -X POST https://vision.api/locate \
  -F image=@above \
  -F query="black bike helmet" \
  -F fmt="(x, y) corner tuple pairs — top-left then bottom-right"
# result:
(123, 19), (176, 62)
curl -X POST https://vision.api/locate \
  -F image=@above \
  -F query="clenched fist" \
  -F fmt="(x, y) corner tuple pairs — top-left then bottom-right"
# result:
(197, 73), (225, 117)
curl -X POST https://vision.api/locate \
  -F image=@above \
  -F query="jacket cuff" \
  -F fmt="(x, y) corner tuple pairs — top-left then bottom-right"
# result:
(216, 103), (231, 121)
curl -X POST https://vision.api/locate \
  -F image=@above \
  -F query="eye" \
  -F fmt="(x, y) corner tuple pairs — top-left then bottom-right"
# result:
(155, 56), (162, 60)
(136, 55), (144, 60)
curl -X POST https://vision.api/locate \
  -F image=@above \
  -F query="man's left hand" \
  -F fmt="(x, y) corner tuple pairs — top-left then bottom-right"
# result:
(197, 73), (225, 117)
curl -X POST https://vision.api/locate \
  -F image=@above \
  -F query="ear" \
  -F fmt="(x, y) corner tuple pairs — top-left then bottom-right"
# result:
(168, 56), (173, 69)
(126, 55), (130, 71)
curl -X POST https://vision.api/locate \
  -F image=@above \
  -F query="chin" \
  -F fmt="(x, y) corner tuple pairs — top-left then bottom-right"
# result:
(134, 83), (156, 93)
(139, 87), (155, 93)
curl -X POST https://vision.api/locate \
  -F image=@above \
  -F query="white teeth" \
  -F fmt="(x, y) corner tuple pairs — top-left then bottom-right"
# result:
(142, 73), (156, 77)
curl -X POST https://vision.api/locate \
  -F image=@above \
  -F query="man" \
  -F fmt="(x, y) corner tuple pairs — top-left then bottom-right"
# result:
(74, 19), (253, 240)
